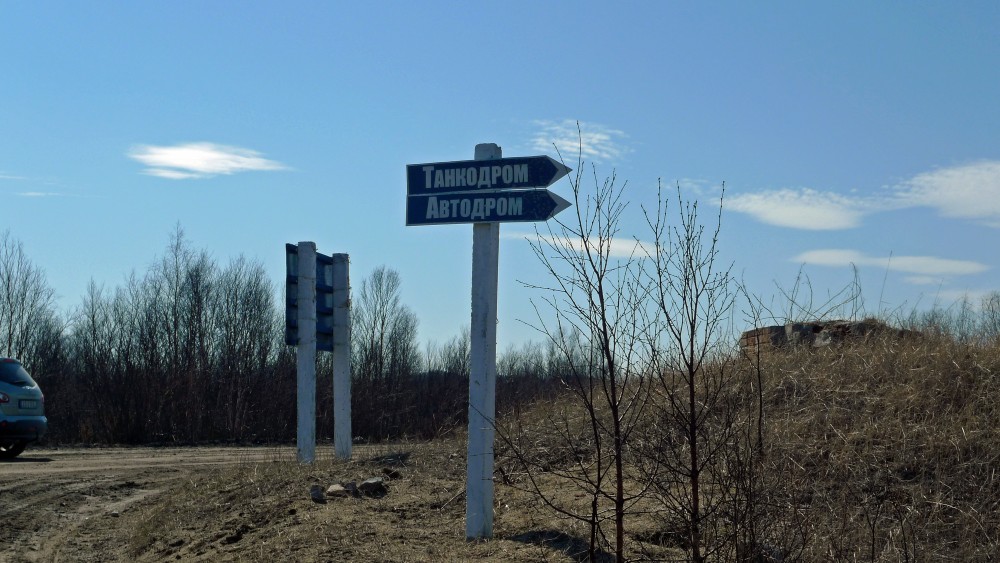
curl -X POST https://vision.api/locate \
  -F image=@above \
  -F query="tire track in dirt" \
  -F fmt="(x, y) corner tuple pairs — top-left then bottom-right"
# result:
(0, 446), (303, 562)
(35, 474), (180, 563)
(0, 469), (177, 562)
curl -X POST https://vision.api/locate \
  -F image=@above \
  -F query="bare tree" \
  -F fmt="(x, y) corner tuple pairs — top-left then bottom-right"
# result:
(0, 231), (60, 362)
(500, 152), (652, 561)
(146, 226), (217, 441)
(637, 184), (743, 562)
(438, 326), (470, 377)
(69, 280), (145, 442)
(351, 265), (421, 439)
(498, 341), (547, 379)
(67, 229), (284, 443)
(352, 266), (420, 382)
(981, 291), (1000, 345)
(211, 255), (278, 439)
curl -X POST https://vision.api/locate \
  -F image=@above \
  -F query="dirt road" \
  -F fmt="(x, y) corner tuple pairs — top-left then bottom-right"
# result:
(0, 443), (598, 562)
(0, 446), (305, 562)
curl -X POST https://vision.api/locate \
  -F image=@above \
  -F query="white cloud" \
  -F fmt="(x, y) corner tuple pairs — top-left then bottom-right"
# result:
(934, 289), (995, 305)
(726, 188), (874, 230)
(731, 160), (1000, 231)
(144, 169), (204, 180)
(128, 142), (287, 180)
(794, 249), (989, 278)
(0, 173), (28, 181)
(503, 231), (654, 259)
(16, 192), (61, 197)
(893, 160), (1000, 227)
(606, 236), (656, 259)
(904, 275), (946, 286)
(888, 255), (989, 276)
(530, 119), (629, 163)
(793, 249), (867, 267)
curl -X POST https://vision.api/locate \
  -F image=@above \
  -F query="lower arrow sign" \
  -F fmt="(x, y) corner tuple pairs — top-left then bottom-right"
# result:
(406, 189), (571, 226)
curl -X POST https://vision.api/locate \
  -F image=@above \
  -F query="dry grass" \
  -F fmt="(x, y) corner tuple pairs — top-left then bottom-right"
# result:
(114, 331), (999, 561)
(750, 331), (1000, 561)
(119, 439), (618, 562)
(494, 330), (1000, 561)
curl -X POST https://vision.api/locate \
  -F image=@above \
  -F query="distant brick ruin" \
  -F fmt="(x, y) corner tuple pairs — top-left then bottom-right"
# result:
(739, 319), (918, 353)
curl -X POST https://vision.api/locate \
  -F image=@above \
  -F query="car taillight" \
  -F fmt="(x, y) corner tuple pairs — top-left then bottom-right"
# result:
(0, 392), (8, 403)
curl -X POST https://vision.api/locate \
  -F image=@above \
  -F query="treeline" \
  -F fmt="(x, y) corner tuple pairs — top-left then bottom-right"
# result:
(0, 229), (561, 445)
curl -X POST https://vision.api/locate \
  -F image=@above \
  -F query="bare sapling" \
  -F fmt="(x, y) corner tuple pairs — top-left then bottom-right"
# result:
(497, 141), (652, 561)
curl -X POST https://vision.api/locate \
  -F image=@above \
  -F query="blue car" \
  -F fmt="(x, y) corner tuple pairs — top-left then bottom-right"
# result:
(0, 358), (47, 459)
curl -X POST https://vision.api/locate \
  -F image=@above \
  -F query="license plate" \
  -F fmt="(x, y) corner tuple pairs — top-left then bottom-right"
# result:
(19, 399), (37, 409)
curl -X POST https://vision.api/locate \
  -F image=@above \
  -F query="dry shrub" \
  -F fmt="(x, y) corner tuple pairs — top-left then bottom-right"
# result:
(754, 331), (1000, 561)
(497, 393), (685, 561)
(495, 329), (1000, 561)
(496, 395), (600, 479)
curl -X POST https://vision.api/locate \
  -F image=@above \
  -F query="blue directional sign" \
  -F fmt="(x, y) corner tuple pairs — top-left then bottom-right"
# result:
(406, 189), (571, 226)
(407, 155), (571, 196)
(285, 244), (335, 351)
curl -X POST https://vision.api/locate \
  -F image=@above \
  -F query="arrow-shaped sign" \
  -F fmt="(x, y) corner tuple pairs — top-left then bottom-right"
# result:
(406, 189), (571, 226)
(406, 155), (571, 196)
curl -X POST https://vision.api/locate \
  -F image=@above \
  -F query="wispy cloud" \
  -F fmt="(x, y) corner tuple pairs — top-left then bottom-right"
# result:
(904, 275), (947, 286)
(0, 172), (69, 196)
(503, 230), (654, 259)
(893, 160), (1000, 227)
(727, 188), (877, 230)
(794, 249), (989, 279)
(934, 288), (995, 305)
(730, 160), (1000, 230)
(530, 120), (629, 163)
(128, 142), (287, 180)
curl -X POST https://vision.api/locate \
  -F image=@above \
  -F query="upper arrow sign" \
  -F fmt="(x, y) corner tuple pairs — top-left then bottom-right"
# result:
(406, 155), (571, 196)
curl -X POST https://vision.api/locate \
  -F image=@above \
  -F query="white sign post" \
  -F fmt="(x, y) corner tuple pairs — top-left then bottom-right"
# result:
(404, 143), (570, 540)
(296, 241), (317, 464)
(466, 143), (502, 539)
(288, 242), (351, 463)
(332, 253), (352, 461)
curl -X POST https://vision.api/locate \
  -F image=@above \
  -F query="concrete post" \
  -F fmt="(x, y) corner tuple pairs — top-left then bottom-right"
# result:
(466, 143), (501, 539)
(332, 253), (352, 460)
(296, 241), (317, 464)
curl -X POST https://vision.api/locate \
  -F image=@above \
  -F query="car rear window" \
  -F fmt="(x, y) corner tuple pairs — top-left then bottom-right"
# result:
(0, 362), (36, 387)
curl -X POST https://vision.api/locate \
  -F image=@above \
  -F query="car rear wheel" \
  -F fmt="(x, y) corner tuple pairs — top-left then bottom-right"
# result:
(0, 440), (26, 459)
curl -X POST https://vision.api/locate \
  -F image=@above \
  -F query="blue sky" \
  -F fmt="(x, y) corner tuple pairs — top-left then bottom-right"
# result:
(2, 2), (998, 348)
